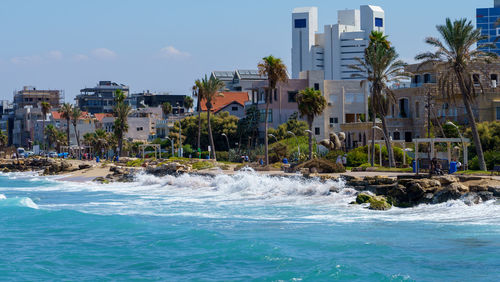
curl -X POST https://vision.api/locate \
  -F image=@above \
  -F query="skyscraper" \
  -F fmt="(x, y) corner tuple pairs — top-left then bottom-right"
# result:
(477, 0), (500, 55)
(291, 5), (385, 80)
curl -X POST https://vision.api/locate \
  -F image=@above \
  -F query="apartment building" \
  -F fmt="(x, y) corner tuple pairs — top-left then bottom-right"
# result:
(75, 81), (129, 114)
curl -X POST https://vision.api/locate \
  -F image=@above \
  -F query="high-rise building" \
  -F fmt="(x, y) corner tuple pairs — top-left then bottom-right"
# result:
(477, 0), (500, 55)
(291, 5), (385, 80)
(75, 81), (129, 114)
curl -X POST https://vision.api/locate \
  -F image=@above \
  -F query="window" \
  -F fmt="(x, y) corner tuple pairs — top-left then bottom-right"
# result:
(231, 106), (238, 111)
(294, 19), (306, 28)
(345, 93), (364, 104)
(315, 127), (320, 135)
(393, 132), (400, 140)
(424, 73), (431, 83)
(259, 109), (272, 122)
(497, 107), (500, 120)
(473, 74), (480, 85)
(375, 17), (383, 27)
(314, 83), (320, 91)
(333, 117), (339, 123)
(274, 91), (277, 101)
(414, 75), (420, 84)
(137, 127), (143, 131)
(491, 74), (498, 87)
(288, 91), (297, 103)
(415, 102), (420, 118)
(399, 98), (409, 118)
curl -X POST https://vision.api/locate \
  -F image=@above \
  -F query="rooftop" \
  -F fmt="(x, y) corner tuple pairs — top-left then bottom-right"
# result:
(200, 92), (249, 113)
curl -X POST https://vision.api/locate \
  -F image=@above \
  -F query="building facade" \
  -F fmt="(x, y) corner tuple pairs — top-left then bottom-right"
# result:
(13, 86), (62, 110)
(127, 91), (187, 113)
(75, 81), (129, 114)
(291, 5), (385, 80)
(477, 0), (500, 55)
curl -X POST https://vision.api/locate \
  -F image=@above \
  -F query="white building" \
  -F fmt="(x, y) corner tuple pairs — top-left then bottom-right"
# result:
(292, 5), (385, 80)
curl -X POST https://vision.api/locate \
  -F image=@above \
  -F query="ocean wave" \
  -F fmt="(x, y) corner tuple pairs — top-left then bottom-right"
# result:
(0, 194), (39, 209)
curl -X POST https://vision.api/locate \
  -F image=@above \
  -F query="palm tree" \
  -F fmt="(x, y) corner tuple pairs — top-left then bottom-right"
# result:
(296, 88), (327, 160)
(350, 32), (408, 167)
(193, 79), (203, 156)
(45, 124), (58, 150)
(161, 102), (173, 119)
(71, 107), (82, 158)
(113, 89), (131, 157)
(416, 18), (497, 171)
(258, 55), (288, 165)
(59, 103), (73, 150)
(40, 101), (51, 150)
(199, 75), (225, 160)
(184, 96), (194, 112)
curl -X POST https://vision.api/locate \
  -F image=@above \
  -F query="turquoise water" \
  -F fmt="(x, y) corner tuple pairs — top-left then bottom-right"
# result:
(1, 172), (500, 281)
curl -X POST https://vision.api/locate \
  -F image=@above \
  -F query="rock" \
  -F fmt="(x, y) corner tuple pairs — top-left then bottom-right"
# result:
(488, 186), (500, 197)
(329, 186), (340, 193)
(435, 175), (459, 185)
(370, 184), (398, 196)
(356, 193), (372, 204)
(462, 193), (482, 206)
(93, 177), (110, 184)
(365, 176), (396, 185)
(477, 191), (495, 202)
(432, 183), (468, 203)
(368, 196), (392, 211)
(458, 175), (483, 182)
(469, 185), (489, 192)
(387, 185), (409, 205)
(407, 182), (425, 202)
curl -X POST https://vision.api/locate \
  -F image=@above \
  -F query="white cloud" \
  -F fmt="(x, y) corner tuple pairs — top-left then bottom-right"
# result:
(10, 55), (43, 65)
(91, 48), (117, 60)
(159, 46), (190, 59)
(47, 50), (63, 60)
(72, 54), (89, 62)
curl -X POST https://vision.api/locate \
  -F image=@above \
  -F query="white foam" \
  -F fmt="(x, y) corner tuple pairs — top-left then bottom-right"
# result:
(0, 194), (6, 200)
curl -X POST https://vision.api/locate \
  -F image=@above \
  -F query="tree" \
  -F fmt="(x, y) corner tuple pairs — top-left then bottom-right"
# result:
(258, 55), (288, 165)
(193, 79), (203, 155)
(0, 131), (7, 153)
(45, 124), (58, 150)
(71, 107), (82, 158)
(113, 89), (131, 157)
(184, 96), (194, 112)
(268, 112), (308, 141)
(58, 103), (73, 150)
(40, 101), (51, 150)
(84, 129), (114, 157)
(161, 102), (173, 118)
(416, 18), (497, 171)
(296, 88), (327, 160)
(350, 31), (408, 167)
(237, 105), (261, 149)
(199, 75), (225, 160)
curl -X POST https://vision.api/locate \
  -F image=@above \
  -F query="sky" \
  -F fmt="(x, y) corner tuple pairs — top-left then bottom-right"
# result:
(0, 0), (494, 101)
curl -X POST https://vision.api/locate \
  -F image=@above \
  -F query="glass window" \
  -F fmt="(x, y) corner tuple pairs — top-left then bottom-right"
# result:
(375, 18), (383, 27)
(314, 83), (320, 91)
(231, 106), (238, 111)
(497, 107), (500, 120)
(473, 74), (480, 84)
(294, 19), (306, 28)
(259, 109), (272, 122)
(288, 91), (297, 103)
(315, 127), (320, 135)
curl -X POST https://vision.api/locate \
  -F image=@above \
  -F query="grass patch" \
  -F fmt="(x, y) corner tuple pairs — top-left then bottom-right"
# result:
(455, 170), (491, 175)
(126, 159), (145, 167)
(192, 161), (215, 170)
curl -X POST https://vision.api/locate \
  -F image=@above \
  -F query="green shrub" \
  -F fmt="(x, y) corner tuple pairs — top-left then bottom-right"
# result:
(192, 161), (215, 170)
(216, 151), (229, 162)
(469, 150), (500, 170)
(126, 159), (144, 167)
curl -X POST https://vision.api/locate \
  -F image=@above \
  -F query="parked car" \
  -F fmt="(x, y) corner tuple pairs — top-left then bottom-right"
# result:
(24, 151), (34, 158)
(48, 152), (58, 158)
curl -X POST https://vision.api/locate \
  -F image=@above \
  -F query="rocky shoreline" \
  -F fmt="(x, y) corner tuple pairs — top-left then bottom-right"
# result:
(1, 158), (499, 210)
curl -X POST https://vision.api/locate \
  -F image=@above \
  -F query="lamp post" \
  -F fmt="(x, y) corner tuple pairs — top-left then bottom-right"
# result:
(165, 136), (174, 158)
(176, 102), (182, 157)
(446, 121), (467, 170)
(287, 131), (300, 158)
(305, 129), (319, 155)
(268, 133), (278, 143)
(221, 133), (230, 150)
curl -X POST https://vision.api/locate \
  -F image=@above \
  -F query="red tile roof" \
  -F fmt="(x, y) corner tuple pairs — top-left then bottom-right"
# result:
(200, 92), (249, 113)
(94, 113), (114, 122)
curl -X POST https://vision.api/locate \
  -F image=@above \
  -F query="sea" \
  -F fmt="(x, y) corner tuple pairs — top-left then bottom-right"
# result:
(1, 170), (499, 281)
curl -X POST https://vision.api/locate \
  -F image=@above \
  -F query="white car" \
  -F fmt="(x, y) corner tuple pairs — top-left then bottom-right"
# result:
(48, 152), (58, 158)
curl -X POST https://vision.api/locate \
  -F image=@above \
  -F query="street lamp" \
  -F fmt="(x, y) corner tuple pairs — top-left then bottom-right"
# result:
(176, 102), (182, 157)
(305, 129), (319, 156)
(446, 121), (466, 170)
(165, 136), (174, 158)
(268, 133), (278, 143)
(287, 131), (300, 157)
(221, 133), (230, 150)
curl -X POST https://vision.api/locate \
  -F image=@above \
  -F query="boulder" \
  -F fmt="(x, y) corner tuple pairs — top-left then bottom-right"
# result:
(477, 191), (495, 202)
(432, 183), (468, 203)
(469, 185), (489, 192)
(407, 182), (425, 202)
(356, 193), (372, 204)
(387, 185), (409, 205)
(370, 183), (398, 196)
(368, 196), (392, 211)
(488, 186), (500, 197)
(435, 175), (459, 185)
(462, 193), (482, 206)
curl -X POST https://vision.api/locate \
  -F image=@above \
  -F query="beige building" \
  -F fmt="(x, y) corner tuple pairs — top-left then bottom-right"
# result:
(386, 61), (500, 140)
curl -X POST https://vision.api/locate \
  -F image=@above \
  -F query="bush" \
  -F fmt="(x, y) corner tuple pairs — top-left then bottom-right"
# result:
(347, 147), (368, 167)
(192, 161), (215, 170)
(126, 159), (144, 167)
(295, 159), (346, 173)
(469, 150), (500, 170)
(324, 150), (345, 162)
(216, 151), (229, 162)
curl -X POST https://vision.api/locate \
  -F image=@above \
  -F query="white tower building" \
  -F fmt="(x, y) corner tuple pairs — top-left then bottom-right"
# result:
(291, 5), (385, 80)
(291, 7), (318, 79)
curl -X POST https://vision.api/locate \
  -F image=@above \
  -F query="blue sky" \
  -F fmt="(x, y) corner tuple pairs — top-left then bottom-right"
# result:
(0, 0), (494, 101)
